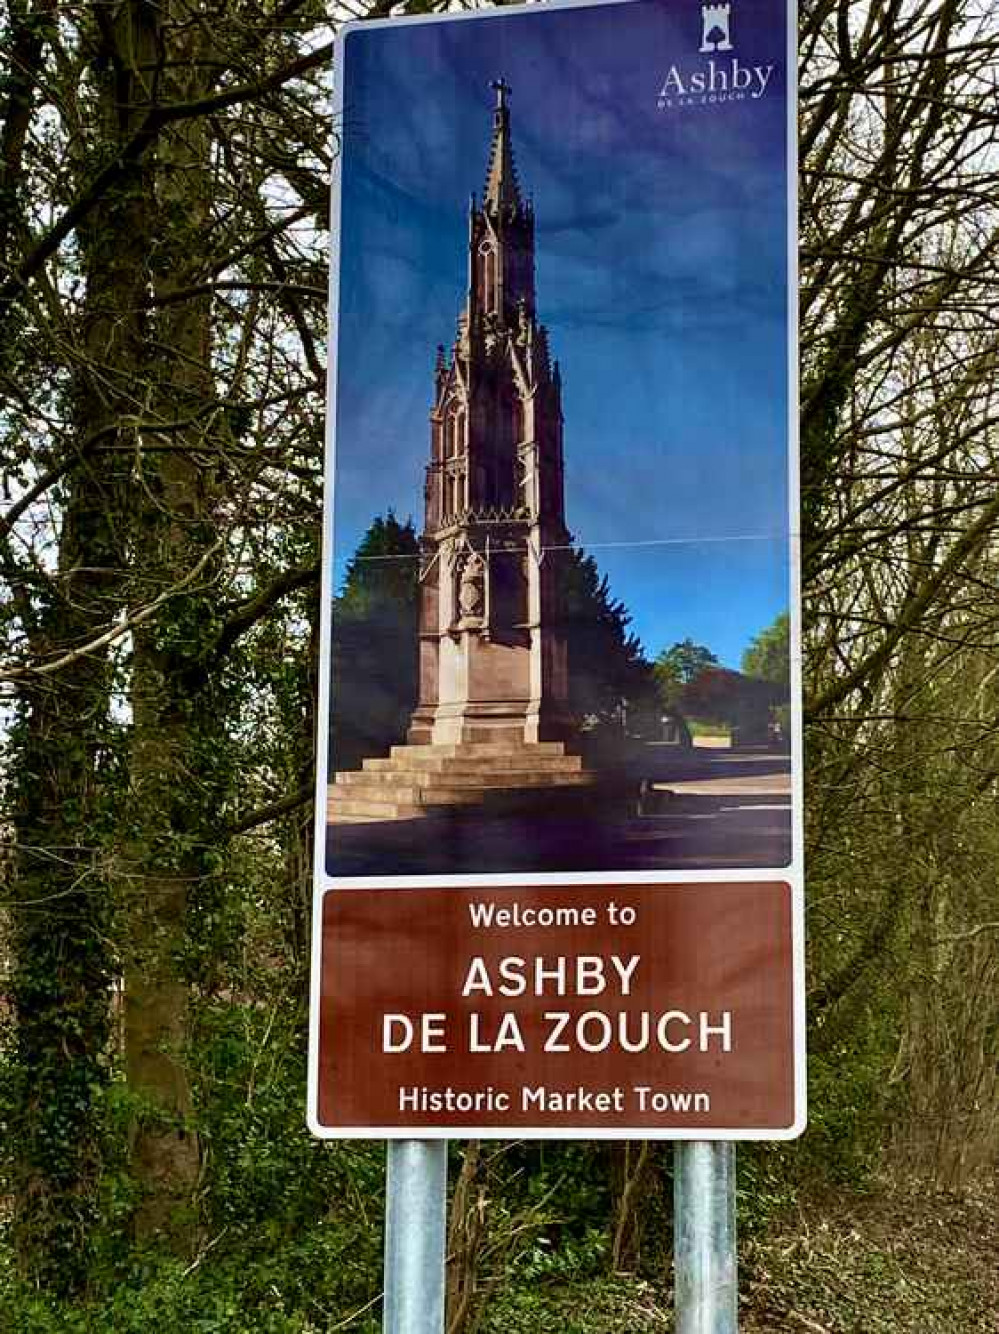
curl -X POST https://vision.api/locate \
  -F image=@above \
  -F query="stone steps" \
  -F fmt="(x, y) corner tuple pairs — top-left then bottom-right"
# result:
(329, 796), (426, 821)
(391, 741), (568, 761)
(335, 782), (481, 806)
(327, 740), (595, 824)
(329, 771), (594, 819)
(359, 754), (583, 777)
(336, 769), (591, 793)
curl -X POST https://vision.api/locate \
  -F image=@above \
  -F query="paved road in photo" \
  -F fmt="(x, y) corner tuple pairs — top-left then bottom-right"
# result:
(326, 745), (793, 877)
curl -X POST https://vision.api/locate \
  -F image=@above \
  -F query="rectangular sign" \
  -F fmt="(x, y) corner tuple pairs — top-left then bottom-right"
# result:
(310, 0), (804, 1138)
(317, 883), (795, 1134)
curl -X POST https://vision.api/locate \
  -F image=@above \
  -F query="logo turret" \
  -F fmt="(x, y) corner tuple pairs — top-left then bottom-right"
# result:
(700, 2), (733, 52)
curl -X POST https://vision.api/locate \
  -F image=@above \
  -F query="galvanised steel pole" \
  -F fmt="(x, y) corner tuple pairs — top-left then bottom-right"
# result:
(674, 1141), (738, 1334)
(383, 1139), (448, 1334)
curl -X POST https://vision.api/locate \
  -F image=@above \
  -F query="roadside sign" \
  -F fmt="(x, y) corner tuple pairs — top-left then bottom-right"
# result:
(310, 0), (804, 1139)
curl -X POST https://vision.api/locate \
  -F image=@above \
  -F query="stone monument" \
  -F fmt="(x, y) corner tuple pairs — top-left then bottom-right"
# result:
(329, 81), (590, 823)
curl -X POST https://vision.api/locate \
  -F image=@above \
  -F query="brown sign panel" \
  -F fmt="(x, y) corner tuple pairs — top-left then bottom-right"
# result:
(315, 882), (796, 1135)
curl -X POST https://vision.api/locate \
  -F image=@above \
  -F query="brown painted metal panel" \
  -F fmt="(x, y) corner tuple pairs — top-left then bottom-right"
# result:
(316, 882), (794, 1133)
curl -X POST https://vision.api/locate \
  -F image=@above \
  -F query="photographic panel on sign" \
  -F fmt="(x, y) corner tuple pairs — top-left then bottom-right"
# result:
(324, 535), (795, 880)
(310, 0), (802, 1139)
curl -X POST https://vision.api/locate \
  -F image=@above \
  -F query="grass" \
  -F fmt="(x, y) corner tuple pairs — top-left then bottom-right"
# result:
(685, 720), (731, 740)
(741, 1179), (999, 1332)
(480, 1176), (999, 1334)
(3, 1176), (997, 1331)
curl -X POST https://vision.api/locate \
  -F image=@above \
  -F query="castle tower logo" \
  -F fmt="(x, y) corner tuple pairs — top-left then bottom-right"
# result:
(700, 2), (734, 53)
(659, 0), (773, 111)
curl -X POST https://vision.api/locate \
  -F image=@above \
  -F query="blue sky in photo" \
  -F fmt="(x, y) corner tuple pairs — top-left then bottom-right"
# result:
(331, 0), (791, 668)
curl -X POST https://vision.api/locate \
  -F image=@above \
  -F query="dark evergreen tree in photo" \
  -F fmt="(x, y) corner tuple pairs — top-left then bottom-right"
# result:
(559, 549), (659, 735)
(330, 514), (421, 771)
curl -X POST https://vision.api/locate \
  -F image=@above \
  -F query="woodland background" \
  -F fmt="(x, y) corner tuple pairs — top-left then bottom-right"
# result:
(2, 0), (999, 1329)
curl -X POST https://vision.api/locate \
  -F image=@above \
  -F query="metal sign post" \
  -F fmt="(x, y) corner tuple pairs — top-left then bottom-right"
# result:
(674, 1142), (737, 1333)
(383, 1140), (448, 1334)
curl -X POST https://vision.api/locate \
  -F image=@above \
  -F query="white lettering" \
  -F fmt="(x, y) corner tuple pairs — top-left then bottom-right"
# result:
(462, 956), (492, 997)
(468, 901), (600, 929)
(731, 59), (753, 92)
(497, 956), (527, 997)
(660, 65), (685, 97)
(468, 901), (496, 927)
(658, 59), (776, 109)
(462, 955), (641, 998)
(382, 1013), (447, 1053)
(610, 955), (641, 995)
(543, 1011), (572, 1052)
(495, 1012), (525, 1051)
(634, 1086), (711, 1113)
(576, 957), (606, 995)
(576, 1011), (613, 1052)
(700, 1011), (733, 1052)
(469, 1012), (525, 1052)
(658, 1010), (692, 1052)
(540, 1009), (734, 1054)
(382, 1014), (412, 1053)
(535, 957), (568, 995)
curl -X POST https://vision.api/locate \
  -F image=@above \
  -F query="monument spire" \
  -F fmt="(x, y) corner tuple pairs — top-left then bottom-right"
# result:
(471, 78), (535, 324)
(484, 77), (521, 211)
(402, 83), (570, 751)
(327, 72), (582, 829)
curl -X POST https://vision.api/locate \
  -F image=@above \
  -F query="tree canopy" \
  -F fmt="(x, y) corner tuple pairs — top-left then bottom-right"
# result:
(741, 613), (790, 690)
(330, 513), (420, 771)
(653, 638), (719, 709)
(560, 549), (659, 733)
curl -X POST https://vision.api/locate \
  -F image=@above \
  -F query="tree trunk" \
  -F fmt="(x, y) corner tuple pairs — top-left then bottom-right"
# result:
(121, 5), (219, 1242)
(8, 13), (154, 1273)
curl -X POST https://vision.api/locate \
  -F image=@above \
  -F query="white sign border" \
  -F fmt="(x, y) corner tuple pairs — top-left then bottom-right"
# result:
(308, 0), (805, 1142)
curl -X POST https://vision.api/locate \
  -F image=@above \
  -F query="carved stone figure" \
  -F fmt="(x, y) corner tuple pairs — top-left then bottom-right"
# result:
(457, 550), (485, 623)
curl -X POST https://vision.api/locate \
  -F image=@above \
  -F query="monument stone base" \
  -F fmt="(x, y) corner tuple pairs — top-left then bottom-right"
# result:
(406, 701), (574, 748)
(327, 739), (594, 824)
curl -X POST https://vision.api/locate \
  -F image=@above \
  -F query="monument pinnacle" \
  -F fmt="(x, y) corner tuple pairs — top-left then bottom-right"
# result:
(484, 76), (521, 210)
(491, 76), (512, 110)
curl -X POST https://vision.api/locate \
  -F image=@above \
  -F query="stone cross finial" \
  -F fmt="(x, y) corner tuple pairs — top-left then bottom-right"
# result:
(483, 77), (521, 210)
(491, 77), (512, 111)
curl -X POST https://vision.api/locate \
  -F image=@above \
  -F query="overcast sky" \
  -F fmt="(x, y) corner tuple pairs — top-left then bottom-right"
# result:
(330, 0), (792, 667)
